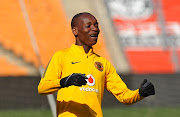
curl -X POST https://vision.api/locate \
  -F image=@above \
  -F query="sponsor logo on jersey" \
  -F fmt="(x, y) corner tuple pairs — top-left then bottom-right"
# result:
(94, 61), (103, 72)
(79, 87), (98, 93)
(86, 74), (95, 86)
(79, 74), (98, 93)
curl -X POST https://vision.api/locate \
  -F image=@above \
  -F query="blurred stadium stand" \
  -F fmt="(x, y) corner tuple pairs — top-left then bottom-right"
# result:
(0, 0), (180, 115)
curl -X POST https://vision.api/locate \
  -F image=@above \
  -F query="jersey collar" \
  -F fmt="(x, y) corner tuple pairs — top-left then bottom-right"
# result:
(71, 44), (94, 56)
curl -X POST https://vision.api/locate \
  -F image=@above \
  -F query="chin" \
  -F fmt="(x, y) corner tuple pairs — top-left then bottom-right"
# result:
(88, 38), (98, 47)
(91, 42), (97, 46)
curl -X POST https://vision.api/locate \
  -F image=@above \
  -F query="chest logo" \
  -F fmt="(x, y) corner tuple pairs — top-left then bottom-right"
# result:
(94, 61), (103, 72)
(86, 74), (95, 86)
(71, 61), (81, 64)
(80, 74), (98, 93)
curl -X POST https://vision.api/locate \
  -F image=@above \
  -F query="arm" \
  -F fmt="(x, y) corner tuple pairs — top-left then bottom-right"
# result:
(38, 51), (88, 95)
(105, 60), (143, 104)
(38, 52), (62, 95)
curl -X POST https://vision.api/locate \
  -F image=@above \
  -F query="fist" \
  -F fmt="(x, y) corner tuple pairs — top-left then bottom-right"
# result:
(60, 73), (88, 88)
(139, 79), (155, 97)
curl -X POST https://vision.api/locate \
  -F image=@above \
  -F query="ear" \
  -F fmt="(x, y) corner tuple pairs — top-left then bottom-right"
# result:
(72, 27), (78, 36)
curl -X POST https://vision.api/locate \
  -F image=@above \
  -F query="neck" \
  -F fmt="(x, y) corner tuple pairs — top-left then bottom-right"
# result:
(83, 45), (91, 53)
(75, 41), (91, 54)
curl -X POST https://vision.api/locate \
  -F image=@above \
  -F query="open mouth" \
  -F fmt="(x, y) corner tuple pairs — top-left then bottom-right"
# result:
(90, 34), (98, 38)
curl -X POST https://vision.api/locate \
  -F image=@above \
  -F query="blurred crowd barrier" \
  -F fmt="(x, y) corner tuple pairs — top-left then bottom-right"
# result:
(0, 73), (179, 110)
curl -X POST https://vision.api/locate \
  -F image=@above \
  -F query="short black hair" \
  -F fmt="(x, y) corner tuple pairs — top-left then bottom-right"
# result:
(71, 12), (93, 29)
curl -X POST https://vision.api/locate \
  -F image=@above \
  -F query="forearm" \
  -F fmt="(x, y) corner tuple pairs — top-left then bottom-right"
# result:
(117, 89), (144, 104)
(38, 79), (61, 95)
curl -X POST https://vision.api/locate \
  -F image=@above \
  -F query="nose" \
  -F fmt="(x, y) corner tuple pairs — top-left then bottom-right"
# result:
(92, 25), (100, 32)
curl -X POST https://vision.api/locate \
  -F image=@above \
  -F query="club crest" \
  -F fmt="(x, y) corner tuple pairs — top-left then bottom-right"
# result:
(94, 61), (103, 72)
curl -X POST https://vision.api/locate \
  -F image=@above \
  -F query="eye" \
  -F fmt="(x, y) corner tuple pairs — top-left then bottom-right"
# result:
(95, 24), (99, 28)
(85, 25), (90, 28)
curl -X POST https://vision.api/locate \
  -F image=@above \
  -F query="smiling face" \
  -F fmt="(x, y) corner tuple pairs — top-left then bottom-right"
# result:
(72, 13), (100, 48)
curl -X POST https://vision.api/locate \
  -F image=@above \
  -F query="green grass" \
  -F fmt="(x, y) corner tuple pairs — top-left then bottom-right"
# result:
(102, 107), (180, 117)
(0, 109), (52, 117)
(0, 107), (180, 117)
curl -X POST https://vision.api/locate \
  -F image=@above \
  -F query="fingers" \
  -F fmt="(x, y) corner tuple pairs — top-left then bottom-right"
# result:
(144, 87), (154, 93)
(72, 73), (88, 79)
(73, 80), (86, 86)
(73, 77), (87, 85)
(71, 73), (88, 86)
(141, 79), (147, 85)
(143, 81), (154, 94)
(62, 73), (88, 88)
(139, 79), (155, 97)
(148, 91), (155, 95)
(143, 81), (151, 88)
(73, 82), (85, 86)
(143, 81), (154, 90)
(76, 74), (87, 82)
(76, 73), (88, 79)
(145, 83), (154, 91)
(143, 89), (155, 96)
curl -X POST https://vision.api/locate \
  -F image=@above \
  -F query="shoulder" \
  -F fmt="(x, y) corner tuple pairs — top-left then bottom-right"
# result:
(94, 52), (114, 69)
(50, 48), (71, 62)
(54, 48), (71, 56)
(94, 52), (108, 60)
(93, 52), (109, 65)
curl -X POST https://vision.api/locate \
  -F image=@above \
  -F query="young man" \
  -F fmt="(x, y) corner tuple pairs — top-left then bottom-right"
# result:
(38, 12), (155, 117)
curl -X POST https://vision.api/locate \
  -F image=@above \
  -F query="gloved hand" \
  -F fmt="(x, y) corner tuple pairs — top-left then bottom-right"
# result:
(60, 73), (88, 88)
(139, 79), (155, 97)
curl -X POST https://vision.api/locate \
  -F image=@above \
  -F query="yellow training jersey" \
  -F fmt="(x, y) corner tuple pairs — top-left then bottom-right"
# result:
(38, 44), (143, 117)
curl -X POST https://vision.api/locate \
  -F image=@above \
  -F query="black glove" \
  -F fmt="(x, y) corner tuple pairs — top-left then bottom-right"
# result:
(139, 79), (155, 97)
(60, 73), (87, 88)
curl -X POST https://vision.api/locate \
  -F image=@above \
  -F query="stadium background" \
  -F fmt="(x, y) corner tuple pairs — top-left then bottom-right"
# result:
(0, 0), (180, 117)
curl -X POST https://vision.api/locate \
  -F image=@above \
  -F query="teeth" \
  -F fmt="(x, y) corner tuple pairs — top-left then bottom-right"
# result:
(90, 34), (98, 37)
